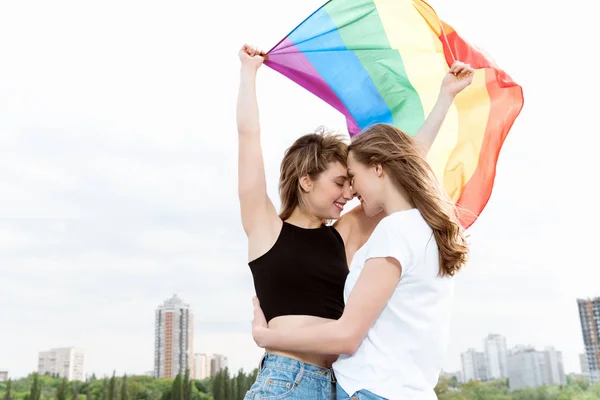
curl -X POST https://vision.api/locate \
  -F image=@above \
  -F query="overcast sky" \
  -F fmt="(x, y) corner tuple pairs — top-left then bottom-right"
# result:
(1, 0), (598, 379)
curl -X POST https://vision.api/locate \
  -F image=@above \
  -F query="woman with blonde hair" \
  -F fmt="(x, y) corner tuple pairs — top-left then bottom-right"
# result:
(251, 123), (469, 400)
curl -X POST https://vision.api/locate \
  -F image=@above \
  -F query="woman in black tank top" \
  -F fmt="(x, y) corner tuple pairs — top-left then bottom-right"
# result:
(237, 44), (354, 400)
(237, 44), (471, 400)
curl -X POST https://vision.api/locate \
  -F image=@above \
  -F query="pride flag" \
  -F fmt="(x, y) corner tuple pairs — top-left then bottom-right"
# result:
(264, 0), (524, 228)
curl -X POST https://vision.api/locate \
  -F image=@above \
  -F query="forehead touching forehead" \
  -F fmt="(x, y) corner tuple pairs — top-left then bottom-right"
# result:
(321, 161), (348, 180)
(347, 152), (360, 173)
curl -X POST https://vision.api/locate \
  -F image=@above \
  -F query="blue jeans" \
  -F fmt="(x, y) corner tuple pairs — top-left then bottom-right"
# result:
(244, 353), (336, 400)
(336, 383), (387, 400)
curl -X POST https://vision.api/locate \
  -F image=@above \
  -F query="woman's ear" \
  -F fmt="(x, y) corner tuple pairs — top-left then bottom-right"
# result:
(299, 174), (312, 192)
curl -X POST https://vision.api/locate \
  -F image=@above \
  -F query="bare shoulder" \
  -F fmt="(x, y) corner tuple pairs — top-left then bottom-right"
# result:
(333, 204), (381, 242)
(337, 206), (387, 266)
(333, 205), (363, 245)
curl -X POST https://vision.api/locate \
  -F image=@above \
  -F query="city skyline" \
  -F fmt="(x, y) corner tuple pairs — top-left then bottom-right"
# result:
(2, 313), (593, 381)
(458, 333), (567, 390)
(1, 0), (598, 380)
(2, 303), (592, 381)
(0, 295), (232, 382)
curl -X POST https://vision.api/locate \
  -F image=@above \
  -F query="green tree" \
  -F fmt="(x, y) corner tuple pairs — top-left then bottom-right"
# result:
(85, 380), (93, 400)
(233, 370), (244, 400)
(435, 376), (452, 395)
(193, 381), (207, 394)
(438, 391), (469, 400)
(125, 378), (147, 400)
(72, 381), (80, 400)
(212, 371), (222, 400)
(120, 374), (128, 400)
(108, 372), (117, 400)
(29, 373), (41, 400)
(459, 380), (511, 400)
(236, 369), (247, 399)
(221, 368), (230, 400)
(171, 373), (183, 400)
(57, 378), (69, 400)
(3, 379), (12, 400)
(182, 369), (191, 400)
(160, 386), (172, 400)
(101, 378), (108, 400)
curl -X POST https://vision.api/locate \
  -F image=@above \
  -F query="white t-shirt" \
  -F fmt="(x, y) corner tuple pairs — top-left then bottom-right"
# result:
(333, 208), (454, 400)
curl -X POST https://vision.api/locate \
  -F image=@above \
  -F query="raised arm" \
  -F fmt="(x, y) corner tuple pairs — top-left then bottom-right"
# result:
(237, 45), (280, 248)
(414, 61), (474, 155)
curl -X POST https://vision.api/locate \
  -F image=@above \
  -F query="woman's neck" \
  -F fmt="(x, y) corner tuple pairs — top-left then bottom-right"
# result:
(286, 207), (324, 228)
(381, 182), (415, 216)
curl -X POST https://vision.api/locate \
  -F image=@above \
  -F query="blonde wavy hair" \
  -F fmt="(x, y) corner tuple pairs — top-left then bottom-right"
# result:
(348, 124), (468, 277)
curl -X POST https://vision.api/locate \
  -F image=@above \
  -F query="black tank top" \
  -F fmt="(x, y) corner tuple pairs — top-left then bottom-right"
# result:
(249, 221), (348, 322)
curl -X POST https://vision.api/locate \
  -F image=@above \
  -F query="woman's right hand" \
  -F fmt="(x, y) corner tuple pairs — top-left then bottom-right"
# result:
(251, 296), (269, 348)
(239, 44), (265, 71)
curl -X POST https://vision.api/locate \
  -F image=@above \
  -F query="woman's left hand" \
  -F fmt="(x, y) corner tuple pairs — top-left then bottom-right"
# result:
(440, 61), (475, 97)
(251, 296), (268, 348)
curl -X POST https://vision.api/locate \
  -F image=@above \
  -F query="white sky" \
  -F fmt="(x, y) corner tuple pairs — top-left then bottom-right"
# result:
(1, 0), (598, 379)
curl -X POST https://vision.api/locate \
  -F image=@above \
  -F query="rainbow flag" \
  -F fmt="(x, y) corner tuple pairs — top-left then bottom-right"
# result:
(264, 0), (524, 228)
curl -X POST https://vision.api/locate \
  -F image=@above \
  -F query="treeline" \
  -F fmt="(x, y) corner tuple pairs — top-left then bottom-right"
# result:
(9, 371), (600, 400)
(0, 367), (258, 400)
(435, 375), (600, 400)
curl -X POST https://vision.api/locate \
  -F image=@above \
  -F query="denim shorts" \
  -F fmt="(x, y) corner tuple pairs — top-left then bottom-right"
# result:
(336, 383), (386, 400)
(244, 353), (336, 400)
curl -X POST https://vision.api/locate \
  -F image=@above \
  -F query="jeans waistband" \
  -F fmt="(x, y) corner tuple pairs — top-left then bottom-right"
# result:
(259, 353), (337, 383)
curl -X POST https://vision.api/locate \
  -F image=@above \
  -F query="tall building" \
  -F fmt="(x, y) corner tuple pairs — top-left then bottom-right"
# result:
(38, 348), (85, 381)
(484, 334), (508, 379)
(194, 353), (228, 380)
(542, 347), (566, 386)
(0, 371), (8, 382)
(507, 346), (566, 391)
(578, 297), (600, 383)
(195, 354), (213, 380)
(154, 294), (194, 379)
(211, 354), (228, 376)
(580, 353), (590, 376)
(461, 348), (487, 382)
(507, 346), (543, 390)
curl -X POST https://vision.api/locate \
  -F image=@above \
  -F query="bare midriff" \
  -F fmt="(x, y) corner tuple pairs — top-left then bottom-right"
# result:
(265, 315), (339, 368)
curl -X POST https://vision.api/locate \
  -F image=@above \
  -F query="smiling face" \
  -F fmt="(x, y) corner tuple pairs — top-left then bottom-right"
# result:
(301, 161), (353, 219)
(278, 131), (353, 222)
(347, 151), (384, 217)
